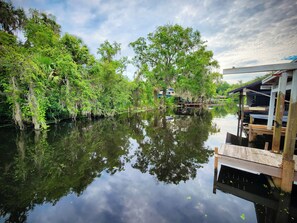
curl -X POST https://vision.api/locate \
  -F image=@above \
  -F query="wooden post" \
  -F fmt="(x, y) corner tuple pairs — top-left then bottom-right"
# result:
(264, 142), (269, 150)
(267, 91), (276, 130)
(283, 70), (297, 160)
(248, 125), (256, 142)
(214, 147), (218, 170)
(281, 70), (297, 193)
(281, 160), (295, 193)
(237, 94), (241, 137)
(249, 115), (254, 124)
(239, 90), (245, 144)
(272, 72), (288, 153)
(213, 147), (219, 194)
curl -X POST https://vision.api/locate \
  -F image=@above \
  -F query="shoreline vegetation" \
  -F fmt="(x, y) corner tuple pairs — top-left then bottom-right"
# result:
(0, 1), (243, 130)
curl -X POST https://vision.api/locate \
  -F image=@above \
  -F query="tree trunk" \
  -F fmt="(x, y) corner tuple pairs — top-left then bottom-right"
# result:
(28, 84), (41, 130)
(162, 87), (166, 107)
(11, 77), (24, 130)
(153, 88), (158, 106)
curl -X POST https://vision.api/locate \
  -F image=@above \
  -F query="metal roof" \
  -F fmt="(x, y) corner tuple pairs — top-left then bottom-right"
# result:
(228, 80), (263, 95)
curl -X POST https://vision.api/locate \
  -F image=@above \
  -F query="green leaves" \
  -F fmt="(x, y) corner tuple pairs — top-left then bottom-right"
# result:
(0, 6), (131, 129)
(240, 213), (245, 220)
(130, 24), (220, 103)
(0, 1), (222, 130)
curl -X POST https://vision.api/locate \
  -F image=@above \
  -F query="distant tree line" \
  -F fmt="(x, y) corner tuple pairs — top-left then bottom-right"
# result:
(0, 0), (220, 130)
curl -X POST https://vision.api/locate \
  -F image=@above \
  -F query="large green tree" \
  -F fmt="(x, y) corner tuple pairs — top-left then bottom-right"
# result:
(93, 41), (131, 116)
(0, 3), (132, 130)
(130, 24), (220, 104)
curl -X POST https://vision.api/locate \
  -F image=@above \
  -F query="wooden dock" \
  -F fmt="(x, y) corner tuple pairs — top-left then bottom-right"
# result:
(249, 114), (288, 124)
(248, 124), (287, 142)
(215, 144), (297, 181)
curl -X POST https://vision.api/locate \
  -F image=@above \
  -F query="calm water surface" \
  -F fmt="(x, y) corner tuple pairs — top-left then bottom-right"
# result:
(0, 108), (296, 223)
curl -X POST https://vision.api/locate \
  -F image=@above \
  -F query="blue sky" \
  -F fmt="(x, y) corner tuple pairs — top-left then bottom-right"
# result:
(12, 0), (297, 83)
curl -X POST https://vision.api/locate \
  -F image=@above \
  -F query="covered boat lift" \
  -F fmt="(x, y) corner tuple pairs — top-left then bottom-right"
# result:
(220, 61), (297, 193)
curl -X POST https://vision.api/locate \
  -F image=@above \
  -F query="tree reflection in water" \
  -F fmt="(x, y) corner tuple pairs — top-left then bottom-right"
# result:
(0, 119), (131, 223)
(0, 109), (218, 222)
(131, 110), (218, 184)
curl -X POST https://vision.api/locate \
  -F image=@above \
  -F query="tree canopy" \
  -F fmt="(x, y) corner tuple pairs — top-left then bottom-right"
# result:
(0, 0), (222, 130)
(0, 5), (130, 130)
(130, 24), (220, 102)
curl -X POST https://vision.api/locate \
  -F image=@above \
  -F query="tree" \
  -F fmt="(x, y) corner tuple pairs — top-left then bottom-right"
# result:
(60, 33), (91, 65)
(0, 0), (26, 34)
(216, 81), (231, 95)
(130, 24), (219, 104)
(93, 40), (131, 115)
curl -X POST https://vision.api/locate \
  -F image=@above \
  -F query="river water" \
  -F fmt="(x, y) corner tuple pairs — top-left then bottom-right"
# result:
(0, 108), (296, 223)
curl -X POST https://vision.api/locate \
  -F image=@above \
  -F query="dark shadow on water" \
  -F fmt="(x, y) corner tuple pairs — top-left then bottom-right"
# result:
(214, 164), (297, 223)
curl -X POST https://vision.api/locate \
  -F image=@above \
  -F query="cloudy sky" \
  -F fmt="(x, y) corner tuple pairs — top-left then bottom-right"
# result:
(12, 0), (297, 83)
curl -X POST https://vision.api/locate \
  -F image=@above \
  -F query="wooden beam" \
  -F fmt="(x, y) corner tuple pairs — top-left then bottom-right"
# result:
(267, 91), (276, 130)
(246, 88), (289, 103)
(245, 89), (270, 98)
(260, 85), (272, 90)
(248, 124), (287, 142)
(271, 81), (292, 93)
(272, 72), (288, 153)
(217, 155), (282, 178)
(281, 70), (297, 193)
(223, 63), (297, 74)
(283, 70), (297, 160)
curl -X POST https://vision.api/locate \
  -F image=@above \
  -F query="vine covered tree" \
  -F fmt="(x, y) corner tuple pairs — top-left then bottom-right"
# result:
(130, 24), (220, 104)
(0, 2), (131, 130)
(0, 1), (222, 130)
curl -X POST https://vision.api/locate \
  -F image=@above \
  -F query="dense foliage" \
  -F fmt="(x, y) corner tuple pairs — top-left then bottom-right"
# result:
(0, 4), (131, 130)
(130, 24), (220, 103)
(0, 1), (221, 130)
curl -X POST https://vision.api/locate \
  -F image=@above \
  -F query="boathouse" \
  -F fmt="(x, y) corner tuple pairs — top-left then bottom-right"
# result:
(215, 61), (297, 193)
(228, 79), (270, 110)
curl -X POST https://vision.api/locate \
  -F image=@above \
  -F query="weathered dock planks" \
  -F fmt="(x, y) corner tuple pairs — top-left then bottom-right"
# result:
(215, 144), (297, 181)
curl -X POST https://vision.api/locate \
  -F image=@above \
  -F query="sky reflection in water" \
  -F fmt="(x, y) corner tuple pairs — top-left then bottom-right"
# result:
(0, 109), (289, 223)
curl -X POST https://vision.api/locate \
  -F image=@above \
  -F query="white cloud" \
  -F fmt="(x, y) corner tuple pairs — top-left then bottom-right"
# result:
(12, 0), (297, 82)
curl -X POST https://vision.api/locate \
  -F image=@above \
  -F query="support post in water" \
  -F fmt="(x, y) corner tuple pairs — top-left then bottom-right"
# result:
(239, 90), (245, 145)
(272, 72), (288, 153)
(213, 147), (219, 194)
(237, 93), (242, 137)
(281, 69), (297, 193)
